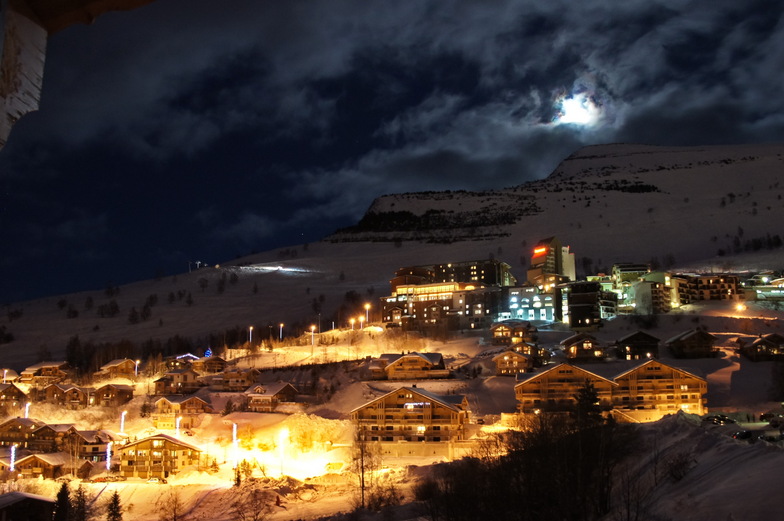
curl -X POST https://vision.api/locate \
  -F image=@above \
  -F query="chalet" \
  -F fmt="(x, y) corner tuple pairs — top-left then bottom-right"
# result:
(560, 333), (606, 362)
(351, 386), (469, 442)
(0, 383), (28, 410)
(94, 358), (138, 380)
(244, 382), (298, 413)
(15, 452), (92, 480)
(738, 333), (784, 361)
(666, 329), (718, 358)
(0, 492), (55, 520)
(514, 363), (616, 413)
(152, 395), (213, 429)
(118, 433), (202, 479)
(191, 356), (227, 374)
(615, 331), (660, 360)
(492, 351), (534, 376)
(0, 418), (45, 448)
(43, 383), (94, 409)
(514, 359), (708, 422)
(154, 368), (201, 395)
(74, 430), (118, 463)
(510, 341), (551, 366)
(376, 353), (450, 380)
(29, 424), (77, 452)
(164, 353), (200, 370)
(610, 359), (707, 422)
(93, 383), (134, 407)
(220, 367), (261, 391)
(18, 361), (69, 388)
(490, 320), (538, 346)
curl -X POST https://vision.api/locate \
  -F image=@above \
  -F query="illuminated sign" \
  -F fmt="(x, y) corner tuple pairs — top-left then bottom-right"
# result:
(533, 247), (548, 257)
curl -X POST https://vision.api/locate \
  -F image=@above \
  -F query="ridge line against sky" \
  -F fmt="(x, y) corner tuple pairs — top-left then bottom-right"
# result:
(1, 0), (783, 303)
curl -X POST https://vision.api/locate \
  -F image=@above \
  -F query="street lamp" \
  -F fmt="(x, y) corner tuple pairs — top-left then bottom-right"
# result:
(365, 303), (371, 323)
(359, 315), (365, 329)
(24, 402), (30, 419)
(310, 325), (316, 357)
(279, 323), (284, 341)
(120, 410), (127, 434)
(134, 359), (140, 378)
(249, 326), (254, 345)
(350, 318), (355, 330)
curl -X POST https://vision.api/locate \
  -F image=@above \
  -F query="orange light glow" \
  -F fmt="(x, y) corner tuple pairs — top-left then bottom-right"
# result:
(533, 247), (547, 256)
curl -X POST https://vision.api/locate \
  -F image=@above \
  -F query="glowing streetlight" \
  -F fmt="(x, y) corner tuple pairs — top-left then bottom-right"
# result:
(106, 441), (113, 471)
(134, 359), (140, 377)
(279, 323), (284, 341)
(232, 423), (239, 469)
(359, 315), (365, 329)
(24, 402), (30, 419)
(9, 444), (16, 472)
(364, 303), (371, 323)
(278, 427), (289, 478)
(249, 326), (254, 345)
(350, 318), (355, 330)
(2, 369), (6, 384)
(120, 410), (127, 434)
(176, 416), (182, 437)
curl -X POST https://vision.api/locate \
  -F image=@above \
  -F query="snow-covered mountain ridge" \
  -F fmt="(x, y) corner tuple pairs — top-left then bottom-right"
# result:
(3, 142), (784, 368)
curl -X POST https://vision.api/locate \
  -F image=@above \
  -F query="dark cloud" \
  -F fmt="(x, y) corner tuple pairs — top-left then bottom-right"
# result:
(2, 0), (784, 302)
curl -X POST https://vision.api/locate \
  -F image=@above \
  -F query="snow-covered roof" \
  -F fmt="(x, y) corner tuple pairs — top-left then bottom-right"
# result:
(615, 330), (660, 343)
(514, 362), (618, 387)
(665, 329), (716, 344)
(99, 358), (135, 370)
(121, 433), (202, 453)
(350, 386), (465, 414)
(244, 381), (297, 396)
(0, 491), (54, 509)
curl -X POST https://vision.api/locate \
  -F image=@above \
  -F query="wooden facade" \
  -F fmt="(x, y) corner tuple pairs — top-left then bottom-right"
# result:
(351, 386), (468, 442)
(118, 434), (202, 479)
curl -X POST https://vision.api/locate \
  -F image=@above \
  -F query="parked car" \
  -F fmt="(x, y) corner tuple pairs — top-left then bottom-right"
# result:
(704, 414), (735, 425)
(732, 430), (752, 440)
(147, 477), (167, 484)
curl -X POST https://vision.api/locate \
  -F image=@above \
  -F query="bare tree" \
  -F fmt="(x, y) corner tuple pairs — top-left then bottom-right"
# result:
(156, 488), (186, 521)
(349, 426), (381, 510)
(230, 483), (274, 521)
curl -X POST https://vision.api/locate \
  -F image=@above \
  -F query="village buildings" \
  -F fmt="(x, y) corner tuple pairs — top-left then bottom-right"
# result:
(117, 433), (202, 479)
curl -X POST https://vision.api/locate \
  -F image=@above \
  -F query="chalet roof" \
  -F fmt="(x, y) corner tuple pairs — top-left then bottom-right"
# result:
(491, 351), (533, 362)
(121, 433), (202, 453)
(75, 430), (116, 443)
(0, 383), (26, 394)
(490, 319), (536, 331)
(45, 383), (93, 394)
(195, 356), (226, 363)
(94, 383), (134, 392)
(154, 394), (210, 405)
(351, 386), (465, 414)
(514, 362), (617, 388)
(379, 352), (443, 366)
(244, 381), (297, 396)
(17, 452), (70, 466)
(0, 491), (55, 509)
(34, 423), (76, 434)
(0, 417), (45, 430)
(612, 358), (706, 382)
(665, 329), (717, 344)
(560, 332), (598, 347)
(21, 361), (68, 372)
(615, 330), (661, 344)
(99, 359), (135, 370)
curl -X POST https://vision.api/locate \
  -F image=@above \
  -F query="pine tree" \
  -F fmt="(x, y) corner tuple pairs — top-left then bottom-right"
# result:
(106, 491), (123, 521)
(53, 482), (71, 521)
(71, 485), (92, 521)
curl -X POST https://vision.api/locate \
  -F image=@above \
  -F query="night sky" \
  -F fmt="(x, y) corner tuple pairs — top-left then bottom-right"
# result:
(2, 0), (783, 303)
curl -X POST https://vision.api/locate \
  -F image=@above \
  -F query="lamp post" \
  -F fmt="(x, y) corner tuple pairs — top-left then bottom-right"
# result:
(176, 416), (182, 437)
(24, 402), (30, 419)
(279, 323), (284, 341)
(120, 410), (127, 434)
(310, 325), (316, 357)
(106, 441), (113, 472)
(134, 359), (140, 378)
(2, 369), (6, 384)
(359, 315), (365, 329)
(350, 318), (355, 331)
(249, 326), (254, 345)
(365, 303), (371, 323)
